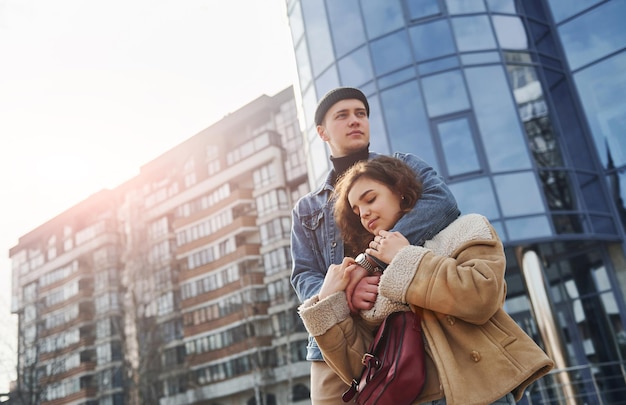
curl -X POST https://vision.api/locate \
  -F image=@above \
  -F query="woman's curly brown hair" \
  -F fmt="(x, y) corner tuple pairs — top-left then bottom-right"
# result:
(333, 156), (423, 255)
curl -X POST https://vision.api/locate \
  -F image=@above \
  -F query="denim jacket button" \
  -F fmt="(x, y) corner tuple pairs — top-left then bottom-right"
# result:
(331, 241), (337, 247)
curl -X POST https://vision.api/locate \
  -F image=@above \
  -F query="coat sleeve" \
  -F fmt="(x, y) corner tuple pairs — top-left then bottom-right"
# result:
(379, 215), (506, 325)
(392, 153), (460, 246)
(298, 292), (378, 385)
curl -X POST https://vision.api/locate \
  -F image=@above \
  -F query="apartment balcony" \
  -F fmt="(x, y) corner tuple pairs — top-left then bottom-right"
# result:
(186, 335), (274, 367)
(40, 307), (96, 339)
(40, 285), (95, 315)
(40, 336), (96, 362)
(172, 188), (254, 229)
(41, 387), (97, 405)
(38, 260), (89, 294)
(175, 215), (258, 255)
(39, 362), (96, 385)
(179, 244), (261, 281)
(181, 270), (265, 308)
(183, 301), (270, 337)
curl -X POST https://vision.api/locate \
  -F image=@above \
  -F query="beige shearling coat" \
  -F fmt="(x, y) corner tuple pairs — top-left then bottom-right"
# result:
(299, 214), (554, 405)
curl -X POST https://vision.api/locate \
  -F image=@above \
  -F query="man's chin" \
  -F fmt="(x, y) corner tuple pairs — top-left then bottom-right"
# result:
(347, 140), (369, 151)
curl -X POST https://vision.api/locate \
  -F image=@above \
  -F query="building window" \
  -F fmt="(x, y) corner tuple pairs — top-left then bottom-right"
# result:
(405, 0), (442, 21)
(181, 265), (240, 299)
(326, 0), (366, 58)
(24, 304), (37, 324)
(148, 240), (171, 265)
(97, 343), (112, 364)
(206, 144), (221, 175)
(184, 171), (196, 188)
(187, 246), (214, 270)
(148, 217), (169, 240)
(465, 65), (532, 171)
(183, 158), (196, 187)
(557, 1), (626, 71)
(435, 116), (482, 177)
(185, 324), (249, 355)
(40, 261), (78, 288)
(96, 319), (112, 339)
(44, 378), (80, 401)
(263, 246), (292, 276)
(75, 220), (105, 246)
(157, 291), (174, 316)
(422, 70), (470, 117)
(253, 164), (276, 189)
(40, 329), (80, 353)
(23, 283), (37, 302)
(208, 159), (220, 175)
(370, 31), (413, 76)
(45, 304), (79, 329)
(450, 15), (496, 52)
(47, 235), (57, 260)
(409, 19), (455, 62)
(63, 225), (73, 251)
(360, 0), (403, 39)
(45, 280), (79, 307)
(256, 189), (289, 217)
(338, 46), (374, 88)
(28, 248), (44, 270)
(259, 217), (291, 243)
(95, 293), (119, 314)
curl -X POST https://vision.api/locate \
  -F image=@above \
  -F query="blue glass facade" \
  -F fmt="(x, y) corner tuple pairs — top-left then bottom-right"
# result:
(287, 0), (626, 402)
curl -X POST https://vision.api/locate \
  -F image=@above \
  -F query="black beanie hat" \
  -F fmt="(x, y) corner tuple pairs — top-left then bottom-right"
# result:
(314, 87), (370, 125)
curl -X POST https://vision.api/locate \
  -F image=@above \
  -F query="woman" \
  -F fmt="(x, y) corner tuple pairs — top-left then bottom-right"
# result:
(298, 156), (554, 405)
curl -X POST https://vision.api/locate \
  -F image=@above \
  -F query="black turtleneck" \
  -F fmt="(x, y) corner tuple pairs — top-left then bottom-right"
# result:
(330, 144), (370, 186)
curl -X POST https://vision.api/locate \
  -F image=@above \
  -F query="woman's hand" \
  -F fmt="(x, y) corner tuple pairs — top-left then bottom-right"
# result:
(366, 230), (409, 264)
(318, 257), (359, 301)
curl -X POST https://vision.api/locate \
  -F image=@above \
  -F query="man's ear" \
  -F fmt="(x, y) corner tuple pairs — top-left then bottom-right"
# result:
(317, 125), (329, 141)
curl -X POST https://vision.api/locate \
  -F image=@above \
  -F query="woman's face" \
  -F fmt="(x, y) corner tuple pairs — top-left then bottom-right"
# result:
(347, 176), (403, 235)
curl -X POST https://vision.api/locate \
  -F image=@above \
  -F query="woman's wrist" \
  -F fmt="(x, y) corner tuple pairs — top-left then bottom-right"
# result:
(355, 253), (384, 274)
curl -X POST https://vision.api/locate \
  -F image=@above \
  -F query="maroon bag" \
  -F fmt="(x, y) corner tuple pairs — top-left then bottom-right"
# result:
(342, 310), (426, 405)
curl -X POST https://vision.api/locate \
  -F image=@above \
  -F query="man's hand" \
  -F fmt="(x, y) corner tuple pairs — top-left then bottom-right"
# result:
(346, 269), (380, 313)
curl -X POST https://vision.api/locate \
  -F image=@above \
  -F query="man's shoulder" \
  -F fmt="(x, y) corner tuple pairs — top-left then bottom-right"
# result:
(391, 151), (423, 163)
(370, 151), (423, 162)
(292, 184), (331, 215)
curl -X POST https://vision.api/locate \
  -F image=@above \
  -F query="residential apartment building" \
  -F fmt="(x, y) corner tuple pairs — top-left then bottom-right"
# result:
(9, 86), (312, 405)
(285, 0), (626, 403)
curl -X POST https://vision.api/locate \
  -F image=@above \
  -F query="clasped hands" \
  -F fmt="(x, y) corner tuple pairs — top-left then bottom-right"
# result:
(318, 230), (409, 314)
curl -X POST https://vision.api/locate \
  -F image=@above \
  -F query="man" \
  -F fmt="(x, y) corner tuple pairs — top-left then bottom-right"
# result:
(290, 87), (459, 404)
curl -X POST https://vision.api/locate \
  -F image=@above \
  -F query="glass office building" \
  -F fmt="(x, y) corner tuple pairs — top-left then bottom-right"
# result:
(286, 0), (626, 403)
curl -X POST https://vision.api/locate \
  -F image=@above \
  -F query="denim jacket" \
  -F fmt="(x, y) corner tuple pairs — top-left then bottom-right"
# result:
(290, 152), (460, 361)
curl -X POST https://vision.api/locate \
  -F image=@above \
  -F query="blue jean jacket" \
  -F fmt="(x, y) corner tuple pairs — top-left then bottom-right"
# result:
(290, 152), (460, 361)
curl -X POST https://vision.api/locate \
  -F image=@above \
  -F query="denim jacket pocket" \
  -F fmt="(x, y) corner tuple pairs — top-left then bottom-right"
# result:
(301, 209), (324, 231)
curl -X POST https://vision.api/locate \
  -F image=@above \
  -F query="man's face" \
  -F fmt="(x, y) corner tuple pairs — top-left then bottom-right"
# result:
(316, 99), (370, 157)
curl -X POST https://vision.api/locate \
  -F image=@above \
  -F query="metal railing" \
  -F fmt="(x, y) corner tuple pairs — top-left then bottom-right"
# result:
(523, 361), (626, 405)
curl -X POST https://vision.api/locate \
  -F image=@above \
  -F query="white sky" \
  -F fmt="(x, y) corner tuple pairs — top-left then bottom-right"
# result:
(0, 0), (297, 394)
